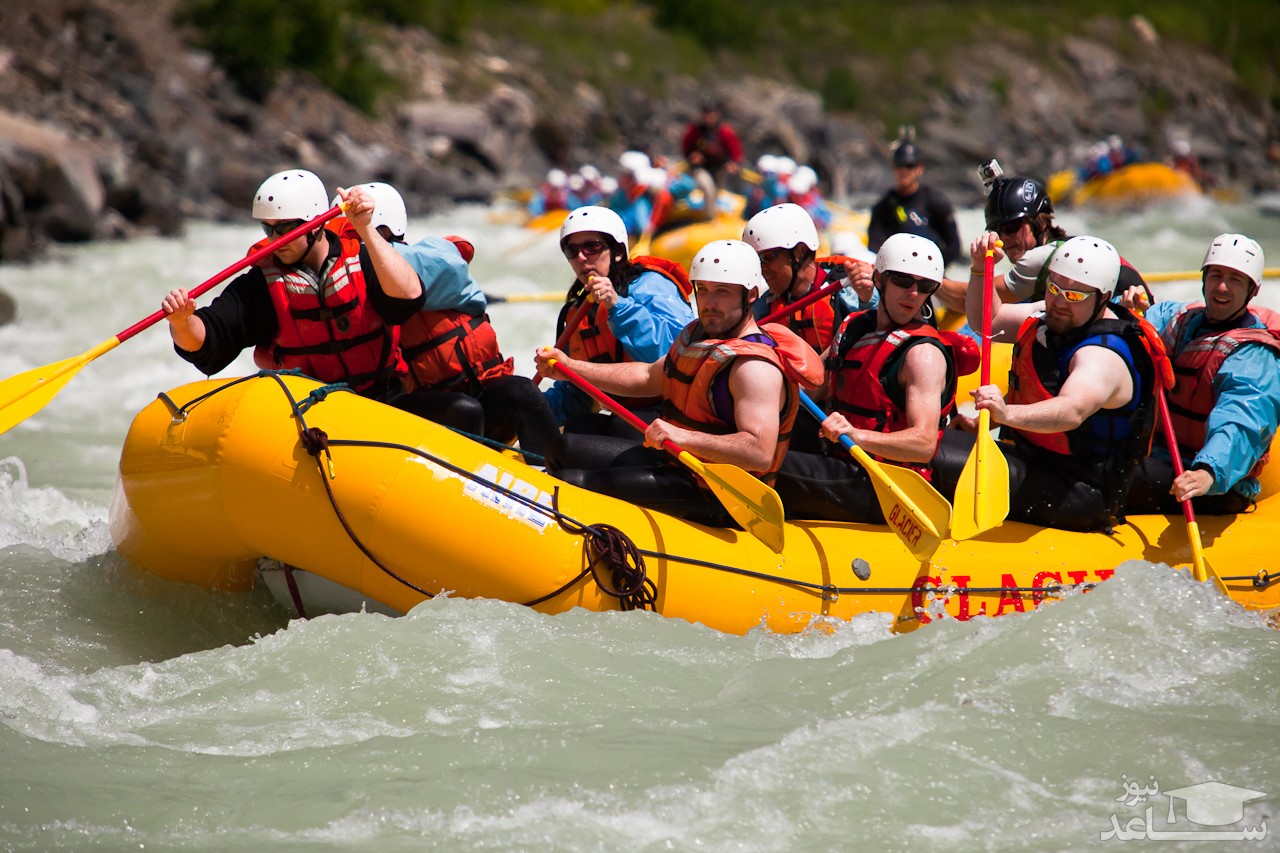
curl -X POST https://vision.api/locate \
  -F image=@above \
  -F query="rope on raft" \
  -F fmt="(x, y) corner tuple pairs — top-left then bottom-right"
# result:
(160, 372), (1279, 617)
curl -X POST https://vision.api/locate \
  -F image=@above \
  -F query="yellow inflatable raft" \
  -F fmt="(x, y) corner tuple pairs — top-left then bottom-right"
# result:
(110, 373), (1280, 634)
(1047, 163), (1201, 209)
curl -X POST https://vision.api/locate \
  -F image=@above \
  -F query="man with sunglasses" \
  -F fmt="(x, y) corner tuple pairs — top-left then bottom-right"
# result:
(958, 235), (1171, 531)
(773, 233), (978, 522)
(1124, 233), (1280, 516)
(866, 139), (962, 267)
(162, 169), (424, 401)
(536, 239), (822, 526)
(543, 206), (694, 439)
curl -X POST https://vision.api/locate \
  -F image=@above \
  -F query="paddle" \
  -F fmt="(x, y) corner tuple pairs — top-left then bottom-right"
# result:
(547, 357), (786, 553)
(483, 291), (564, 304)
(1153, 386), (1224, 589)
(798, 392), (950, 561)
(758, 270), (849, 326)
(532, 297), (595, 388)
(952, 244), (1011, 539)
(0, 205), (344, 437)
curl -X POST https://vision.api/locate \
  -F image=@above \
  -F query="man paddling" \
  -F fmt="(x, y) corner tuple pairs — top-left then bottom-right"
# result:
(1124, 233), (1280, 514)
(535, 239), (822, 526)
(162, 170), (424, 402)
(956, 235), (1171, 531)
(774, 233), (977, 522)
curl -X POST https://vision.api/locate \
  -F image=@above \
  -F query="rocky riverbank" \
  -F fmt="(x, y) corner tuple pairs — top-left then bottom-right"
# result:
(0, 0), (1276, 271)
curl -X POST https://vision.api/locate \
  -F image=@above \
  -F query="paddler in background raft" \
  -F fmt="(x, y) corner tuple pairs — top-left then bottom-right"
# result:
(338, 182), (557, 458)
(1124, 233), (1280, 515)
(774, 233), (977, 522)
(161, 169), (424, 402)
(941, 235), (1173, 532)
(542, 206), (695, 444)
(535, 239), (823, 527)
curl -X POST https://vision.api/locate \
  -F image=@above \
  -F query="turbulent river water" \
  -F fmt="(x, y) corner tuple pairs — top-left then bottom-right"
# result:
(1, 200), (1279, 850)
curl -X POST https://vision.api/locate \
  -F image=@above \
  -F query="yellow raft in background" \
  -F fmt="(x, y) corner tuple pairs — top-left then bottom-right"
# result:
(1047, 162), (1201, 209)
(110, 373), (1280, 634)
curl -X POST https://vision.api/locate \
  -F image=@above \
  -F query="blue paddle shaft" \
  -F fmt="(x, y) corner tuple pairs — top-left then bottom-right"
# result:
(799, 391), (855, 451)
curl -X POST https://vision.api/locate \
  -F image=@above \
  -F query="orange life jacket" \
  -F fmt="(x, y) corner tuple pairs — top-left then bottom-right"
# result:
(250, 230), (403, 394)
(1162, 303), (1280, 475)
(659, 321), (824, 482)
(756, 266), (845, 354)
(825, 310), (980, 480)
(1007, 305), (1172, 459)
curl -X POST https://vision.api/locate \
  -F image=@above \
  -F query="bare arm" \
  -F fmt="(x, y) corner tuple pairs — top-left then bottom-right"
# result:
(535, 345), (665, 399)
(646, 358), (783, 471)
(980, 345), (1134, 433)
(338, 186), (423, 301)
(163, 288), (206, 352)
(824, 343), (947, 463)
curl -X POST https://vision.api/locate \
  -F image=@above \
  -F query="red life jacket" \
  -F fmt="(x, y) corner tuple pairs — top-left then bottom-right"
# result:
(757, 263), (846, 354)
(558, 256), (692, 407)
(1006, 306), (1172, 458)
(825, 310), (979, 480)
(251, 230), (404, 394)
(400, 310), (513, 394)
(659, 321), (824, 482)
(1162, 303), (1280, 475)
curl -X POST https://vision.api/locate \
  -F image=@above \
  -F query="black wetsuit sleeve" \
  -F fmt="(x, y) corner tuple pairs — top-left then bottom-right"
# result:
(176, 269), (277, 375)
(362, 245), (427, 324)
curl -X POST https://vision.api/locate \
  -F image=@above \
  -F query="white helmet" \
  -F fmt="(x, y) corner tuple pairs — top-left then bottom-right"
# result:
(690, 240), (764, 290)
(787, 169), (817, 194)
(874, 233), (944, 283)
(775, 156), (797, 176)
(362, 182), (408, 240)
(547, 168), (568, 188)
(757, 154), (780, 175)
(618, 150), (651, 176)
(742, 202), (820, 253)
(252, 169), (328, 220)
(1202, 233), (1265, 288)
(644, 166), (668, 190)
(568, 174), (586, 193)
(599, 176), (618, 195)
(1047, 235), (1121, 297)
(559, 205), (629, 248)
(579, 164), (601, 183)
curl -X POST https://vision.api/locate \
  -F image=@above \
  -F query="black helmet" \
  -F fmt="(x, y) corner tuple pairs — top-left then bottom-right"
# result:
(892, 141), (921, 167)
(984, 176), (1052, 230)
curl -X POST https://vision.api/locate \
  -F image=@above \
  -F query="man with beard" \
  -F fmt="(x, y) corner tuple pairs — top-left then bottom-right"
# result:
(535, 239), (822, 526)
(1124, 233), (1280, 515)
(774, 233), (977, 523)
(954, 235), (1171, 531)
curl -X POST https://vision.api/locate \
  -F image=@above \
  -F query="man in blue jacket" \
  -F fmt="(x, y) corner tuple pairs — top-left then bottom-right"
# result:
(1124, 233), (1280, 514)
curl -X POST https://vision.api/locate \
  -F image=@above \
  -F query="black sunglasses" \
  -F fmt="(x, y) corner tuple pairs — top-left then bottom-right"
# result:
(561, 239), (608, 260)
(261, 219), (308, 240)
(996, 219), (1026, 238)
(884, 270), (941, 295)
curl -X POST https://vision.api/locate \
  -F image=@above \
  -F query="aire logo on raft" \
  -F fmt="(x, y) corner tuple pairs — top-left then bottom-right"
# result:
(464, 463), (555, 533)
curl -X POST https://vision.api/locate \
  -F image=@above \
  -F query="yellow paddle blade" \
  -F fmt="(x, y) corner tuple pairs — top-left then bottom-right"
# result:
(679, 452), (785, 553)
(951, 412), (1010, 540)
(1184, 520), (1230, 595)
(848, 445), (950, 562)
(0, 338), (120, 436)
